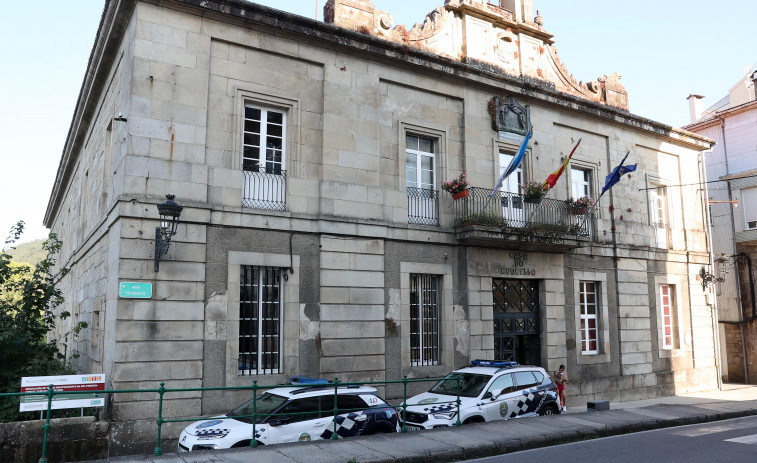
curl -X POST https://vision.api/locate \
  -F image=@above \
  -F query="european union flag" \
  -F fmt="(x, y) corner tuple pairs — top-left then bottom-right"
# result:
(601, 152), (637, 197)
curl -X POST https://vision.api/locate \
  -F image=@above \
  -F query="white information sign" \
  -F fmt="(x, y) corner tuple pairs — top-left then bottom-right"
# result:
(20, 374), (106, 412)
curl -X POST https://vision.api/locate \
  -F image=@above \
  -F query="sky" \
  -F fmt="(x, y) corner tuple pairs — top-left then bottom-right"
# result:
(1, 0), (754, 244)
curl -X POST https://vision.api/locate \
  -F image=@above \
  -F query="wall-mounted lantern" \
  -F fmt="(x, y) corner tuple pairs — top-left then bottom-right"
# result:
(154, 194), (183, 272)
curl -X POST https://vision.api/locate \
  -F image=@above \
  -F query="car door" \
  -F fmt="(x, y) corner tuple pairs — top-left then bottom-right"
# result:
(510, 371), (543, 416)
(266, 396), (328, 444)
(481, 373), (518, 421)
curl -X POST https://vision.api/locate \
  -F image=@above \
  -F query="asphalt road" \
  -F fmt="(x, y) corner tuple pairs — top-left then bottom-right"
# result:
(467, 415), (757, 463)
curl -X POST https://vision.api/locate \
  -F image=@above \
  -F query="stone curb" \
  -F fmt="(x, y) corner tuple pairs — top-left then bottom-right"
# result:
(107, 405), (757, 462)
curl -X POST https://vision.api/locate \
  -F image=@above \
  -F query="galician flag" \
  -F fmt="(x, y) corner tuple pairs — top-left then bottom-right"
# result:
(600, 151), (637, 197)
(489, 128), (533, 197)
(543, 138), (582, 191)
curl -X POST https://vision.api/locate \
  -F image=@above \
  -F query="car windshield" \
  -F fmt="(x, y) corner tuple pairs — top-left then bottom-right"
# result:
(227, 392), (288, 424)
(429, 373), (491, 398)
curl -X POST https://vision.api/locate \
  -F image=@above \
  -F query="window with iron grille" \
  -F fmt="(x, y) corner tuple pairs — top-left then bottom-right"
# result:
(406, 135), (438, 226)
(242, 104), (287, 210)
(410, 274), (440, 366)
(578, 281), (599, 354)
(660, 284), (677, 349)
(239, 265), (282, 375)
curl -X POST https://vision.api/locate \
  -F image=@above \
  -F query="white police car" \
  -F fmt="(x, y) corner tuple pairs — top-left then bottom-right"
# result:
(401, 360), (560, 430)
(178, 378), (399, 451)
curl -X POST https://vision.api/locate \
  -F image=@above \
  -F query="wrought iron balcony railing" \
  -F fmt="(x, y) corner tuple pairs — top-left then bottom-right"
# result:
(242, 168), (287, 211)
(452, 187), (592, 237)
(407, 187), (439, 226)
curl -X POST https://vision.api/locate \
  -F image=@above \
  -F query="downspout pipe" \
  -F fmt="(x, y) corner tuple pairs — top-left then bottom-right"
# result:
(738, 252), (757, 319)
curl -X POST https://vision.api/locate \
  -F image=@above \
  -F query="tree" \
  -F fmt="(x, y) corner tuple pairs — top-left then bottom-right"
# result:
(0, 221), (86, 421)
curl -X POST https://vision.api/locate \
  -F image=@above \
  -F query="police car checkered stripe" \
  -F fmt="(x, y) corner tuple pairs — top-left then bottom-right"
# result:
(510, 390), (542, 418)
(423, 404), (456, 413)
(319, 412), (365, 439)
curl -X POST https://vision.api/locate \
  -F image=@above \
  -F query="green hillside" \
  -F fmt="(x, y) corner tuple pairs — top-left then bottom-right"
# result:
(7, 239), (46, 266)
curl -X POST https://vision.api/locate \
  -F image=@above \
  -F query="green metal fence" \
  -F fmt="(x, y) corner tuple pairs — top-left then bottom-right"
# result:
(1, 374), (462, 462)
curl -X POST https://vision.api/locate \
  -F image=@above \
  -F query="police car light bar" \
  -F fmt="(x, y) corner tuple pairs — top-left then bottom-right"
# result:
(471, 359), (518, 367)
(289, 376), (330, 385)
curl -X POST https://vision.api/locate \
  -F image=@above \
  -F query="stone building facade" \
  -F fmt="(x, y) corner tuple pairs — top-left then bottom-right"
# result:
(45, 0), (716, 454)
(686, 64), (757, 384)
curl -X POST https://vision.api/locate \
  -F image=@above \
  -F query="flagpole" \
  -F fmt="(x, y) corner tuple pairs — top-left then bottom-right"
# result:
(574, 150), (631, 236)
(523, 138), (582, 226)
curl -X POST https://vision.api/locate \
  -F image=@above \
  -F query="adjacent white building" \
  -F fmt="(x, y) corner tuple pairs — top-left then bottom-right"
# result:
(686, 63), (757, 384)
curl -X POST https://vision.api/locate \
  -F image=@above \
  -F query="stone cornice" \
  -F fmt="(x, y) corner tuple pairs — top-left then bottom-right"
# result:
(44, 0), (136, 226)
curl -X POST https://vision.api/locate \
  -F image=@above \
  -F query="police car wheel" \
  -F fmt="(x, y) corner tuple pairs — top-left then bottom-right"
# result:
(462, 416), (485, 425)
(540, 404), (559, 416)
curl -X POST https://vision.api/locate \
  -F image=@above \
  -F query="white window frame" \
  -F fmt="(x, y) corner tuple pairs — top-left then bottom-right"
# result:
(498, 149), (525, 226)
(649, 182), (670, 248)
(410, 274), (441, 366)
(655, 275), (685, 358)
(401, 122), (447, 226)
(578, 281), (599, 355)
(571, 167), (592, 199)
(405, 134), (436, 190)
(660, 284), (676, 349)
(742, 187), (757, 230)
(573, 270), (610, 364)
(242, 104), (286, 175)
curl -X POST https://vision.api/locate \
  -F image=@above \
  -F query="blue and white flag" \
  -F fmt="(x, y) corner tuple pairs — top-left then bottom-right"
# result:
(489, 129), (532, 197)
(600, 151), (637, 197)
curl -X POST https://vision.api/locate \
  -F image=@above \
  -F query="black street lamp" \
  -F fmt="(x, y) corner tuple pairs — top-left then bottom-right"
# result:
(154, 194), (183, 272)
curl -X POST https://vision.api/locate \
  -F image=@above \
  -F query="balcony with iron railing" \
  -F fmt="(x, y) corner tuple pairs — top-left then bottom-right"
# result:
(242, 167), (287, 211)
(451, 187), (593, 251)
(406, 187), (439, 226)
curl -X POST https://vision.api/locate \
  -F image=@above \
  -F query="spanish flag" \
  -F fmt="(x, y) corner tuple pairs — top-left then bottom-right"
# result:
(543, 138), (581, 191)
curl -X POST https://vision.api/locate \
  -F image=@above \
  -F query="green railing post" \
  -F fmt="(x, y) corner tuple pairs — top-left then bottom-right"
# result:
(331, 377), (339, 440)
(401, 375), (408, 433)
(455, 375), (462, 427)
(251, 380), (258, 448)
(153, 382), (166, 456)
(37, 384), (54, 463)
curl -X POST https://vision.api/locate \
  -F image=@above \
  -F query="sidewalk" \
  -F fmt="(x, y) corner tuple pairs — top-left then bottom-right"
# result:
(110, 384), (757, 463)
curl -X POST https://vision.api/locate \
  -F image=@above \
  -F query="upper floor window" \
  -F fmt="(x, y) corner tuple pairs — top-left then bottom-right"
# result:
(650, 184), (669, 248)
(242, 105), (287, 210)
(499, 149), (525, 226)
(571, 168), (592, 199)
(406, 135), (435, 190)
(742, 187), (757, 230)
(243, 105), (285, 174)
(406, 135), (438, 225)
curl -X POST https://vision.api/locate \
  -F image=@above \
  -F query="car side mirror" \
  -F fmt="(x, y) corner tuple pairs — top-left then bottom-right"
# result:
(490, 388), (503, 400)
(269, 417), (291, 427)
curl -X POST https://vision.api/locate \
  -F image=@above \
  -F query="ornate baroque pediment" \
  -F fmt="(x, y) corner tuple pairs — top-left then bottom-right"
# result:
(325, 0), (630, 111)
